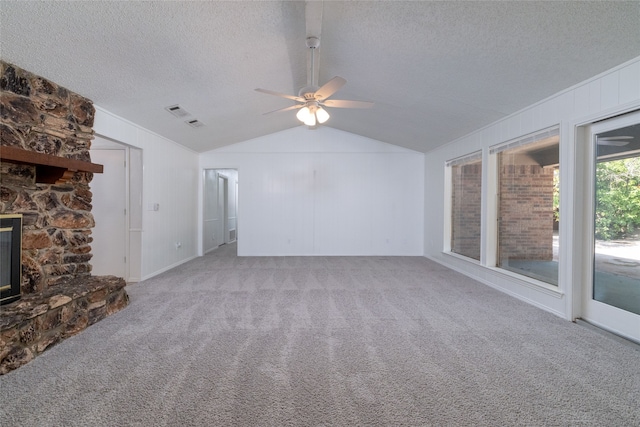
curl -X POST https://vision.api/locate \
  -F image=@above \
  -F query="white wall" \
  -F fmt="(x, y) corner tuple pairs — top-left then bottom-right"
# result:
(93, 107), (199, 280)
(199, 126), (424, 256)
(424, 56), (640, 319)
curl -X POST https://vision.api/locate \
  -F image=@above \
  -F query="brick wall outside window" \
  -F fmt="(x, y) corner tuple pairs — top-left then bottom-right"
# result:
(451, 162), (482, 260)
(498, 163), (554, 262)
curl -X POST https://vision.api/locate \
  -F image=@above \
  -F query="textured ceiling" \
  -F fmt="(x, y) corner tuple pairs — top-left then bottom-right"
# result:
(1, 1), (639, 153)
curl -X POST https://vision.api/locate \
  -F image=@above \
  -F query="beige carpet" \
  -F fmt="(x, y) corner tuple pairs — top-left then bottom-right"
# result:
(1, 242), (639, 426)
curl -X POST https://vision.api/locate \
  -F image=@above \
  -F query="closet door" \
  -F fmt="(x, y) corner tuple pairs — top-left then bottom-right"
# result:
(90, 149), (127, 278)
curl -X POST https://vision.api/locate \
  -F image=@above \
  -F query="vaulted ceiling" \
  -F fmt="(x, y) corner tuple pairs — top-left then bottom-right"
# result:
(2, 1), (639, 153)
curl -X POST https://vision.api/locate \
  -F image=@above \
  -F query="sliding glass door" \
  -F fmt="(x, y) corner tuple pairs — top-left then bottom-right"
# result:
(583, 111), (640, 343)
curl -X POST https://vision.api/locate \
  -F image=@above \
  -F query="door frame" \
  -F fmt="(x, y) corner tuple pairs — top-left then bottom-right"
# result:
(579, 110), (640, 343)
(90, 147), (127, 278)
(221, 174), (230, 244)
(201, 168), (238, 255)
(202, 169), (219, 253)
(91, 135), (143, 282)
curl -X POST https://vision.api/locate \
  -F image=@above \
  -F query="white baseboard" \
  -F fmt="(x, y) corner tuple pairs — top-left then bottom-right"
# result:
(140, 255), (198, 282)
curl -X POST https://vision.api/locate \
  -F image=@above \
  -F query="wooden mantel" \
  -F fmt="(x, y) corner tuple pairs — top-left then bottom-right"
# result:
(0, 145), (103, 184)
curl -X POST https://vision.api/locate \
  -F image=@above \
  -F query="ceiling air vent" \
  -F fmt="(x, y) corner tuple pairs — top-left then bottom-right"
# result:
(186, 119), (205, 128)
(165, 104), (190, 118)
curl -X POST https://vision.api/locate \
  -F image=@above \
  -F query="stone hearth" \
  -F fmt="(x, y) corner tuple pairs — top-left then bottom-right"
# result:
(0, 276), (127, 374)
(1, 61), (129, 374)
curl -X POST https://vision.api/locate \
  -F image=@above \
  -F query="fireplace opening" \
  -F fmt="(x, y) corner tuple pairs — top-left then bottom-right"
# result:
(1, 214), (22, 305)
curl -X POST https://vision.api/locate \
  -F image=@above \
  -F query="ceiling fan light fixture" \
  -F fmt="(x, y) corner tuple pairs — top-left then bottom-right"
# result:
(296, 103), (324, 126)
(256, 36), (373, 125)
(304, 112), (317, 127)
(316, 107), (330, 124)
(297, 106), (311, 122)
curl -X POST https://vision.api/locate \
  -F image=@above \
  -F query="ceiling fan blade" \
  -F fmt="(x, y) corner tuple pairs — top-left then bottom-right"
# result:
(322, 99), (374, 109)
(314, 76), (347, 100)
(262, 104), (303, 115)
(255, 88), (305, 102)
(598, 136), (633, 141)
(597, 140), (630, 146)
(597, 135), (633, 146)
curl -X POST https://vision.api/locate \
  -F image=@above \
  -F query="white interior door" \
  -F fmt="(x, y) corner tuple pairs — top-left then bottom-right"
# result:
(582, 111), (640, 343)
(203, 169), (218, 253)
(217, 175), (227, 245)
(90, 149), (127, 277)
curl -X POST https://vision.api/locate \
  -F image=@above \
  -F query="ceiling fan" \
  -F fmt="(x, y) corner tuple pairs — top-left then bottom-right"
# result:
(255, 36), (373, 127)
(596, 136), (633, 146)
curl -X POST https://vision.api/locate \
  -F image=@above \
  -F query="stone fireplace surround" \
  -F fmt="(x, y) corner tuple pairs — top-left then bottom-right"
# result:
(0, 61), (129, 374)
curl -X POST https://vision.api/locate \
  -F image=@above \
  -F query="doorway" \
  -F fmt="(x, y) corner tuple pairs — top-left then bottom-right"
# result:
(582, 111), (640, 343)
(90, 136), (143, 282)
(203, 169), (238, 254)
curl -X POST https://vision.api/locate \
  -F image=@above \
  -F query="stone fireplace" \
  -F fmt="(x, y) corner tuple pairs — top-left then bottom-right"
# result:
(0, 61), (129, 374)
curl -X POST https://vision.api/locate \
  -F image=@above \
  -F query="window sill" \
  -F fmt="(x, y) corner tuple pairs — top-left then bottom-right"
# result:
(443, 250), (482, 265)
(441, 251), (565, 299)
(486, 266), (564, 298)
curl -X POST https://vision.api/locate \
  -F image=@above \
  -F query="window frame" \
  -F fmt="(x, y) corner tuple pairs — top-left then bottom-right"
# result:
(444, 151), (483, 261)
(490, 125), (560, 286)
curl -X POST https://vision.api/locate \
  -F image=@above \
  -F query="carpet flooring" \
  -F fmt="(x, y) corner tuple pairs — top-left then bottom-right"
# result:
(1, 242), (639, 426)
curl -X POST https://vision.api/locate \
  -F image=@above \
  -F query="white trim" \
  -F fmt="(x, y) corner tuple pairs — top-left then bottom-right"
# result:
(140, 255), (198, 282)
(578, 110), (640, 342)
(557, 121), (574, 312)
(92, 136), (145, 284)
(566, 104), (640, 322)
(487, 125), (561, 289)
(442, 164), (452, 253)
(444, 152), (483, 256)
(483, 150), (498, 267)
(443, 250), (482, 266)
(485, 266), (564, 298)
(489, 125), (559, 154)
(445, 150), (482, 167)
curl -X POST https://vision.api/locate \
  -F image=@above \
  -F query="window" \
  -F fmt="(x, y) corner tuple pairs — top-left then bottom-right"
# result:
(448, 153), (482, 261)
(492, 127), (560, 285)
